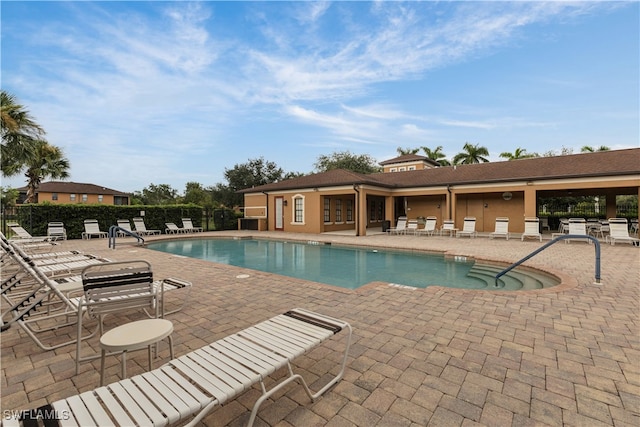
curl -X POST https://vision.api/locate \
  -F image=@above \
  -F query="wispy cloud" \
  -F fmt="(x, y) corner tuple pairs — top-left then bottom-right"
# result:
(1, 1), (635, 191)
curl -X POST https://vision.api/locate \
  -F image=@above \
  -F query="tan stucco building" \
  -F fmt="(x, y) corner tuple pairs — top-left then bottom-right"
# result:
(240, 149), (640, 236)
(17, 181), (130, 205)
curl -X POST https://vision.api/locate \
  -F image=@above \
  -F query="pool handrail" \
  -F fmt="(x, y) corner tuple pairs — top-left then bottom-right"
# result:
(108, 225), (144, 249)
(495, 234), (601, 287)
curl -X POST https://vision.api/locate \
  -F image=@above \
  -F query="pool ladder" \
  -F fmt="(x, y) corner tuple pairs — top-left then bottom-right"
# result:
(494, 234), (601, 287)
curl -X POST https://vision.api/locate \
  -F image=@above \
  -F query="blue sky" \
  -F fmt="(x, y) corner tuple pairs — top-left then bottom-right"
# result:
(2, 1), (638, 193)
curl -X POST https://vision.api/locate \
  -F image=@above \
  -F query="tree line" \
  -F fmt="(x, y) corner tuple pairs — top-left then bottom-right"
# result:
(1, 90), (611, 209)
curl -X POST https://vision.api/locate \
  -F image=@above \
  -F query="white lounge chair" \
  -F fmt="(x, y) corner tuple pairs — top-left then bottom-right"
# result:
(387, 216), (407, 235)
(7, 308), (352, 427)
(133, 217), (161, 236)
(7, 223), (50, 242)
(82, 219), (108, 240)
(565, 218), (591, 244)
(606, 218), (640, 246)
(489, 217), (510, 240)
(440, 219), (456, 237)
(47, 222), (67, 241)
(457, 217), (477, 238)
(116, 219), (135, 237)
(405, 219), (419, 235)
(1, 239), (191, 351)
(521, 217), (542, 241)
(165, 222), (187, 234)
(416, 216), (437, 236)
(182, 218), (203, 233)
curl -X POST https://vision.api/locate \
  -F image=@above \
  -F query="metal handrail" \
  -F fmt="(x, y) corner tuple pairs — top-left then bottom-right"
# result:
(495, 234), (601, 287)
(108, 225), (144, 249)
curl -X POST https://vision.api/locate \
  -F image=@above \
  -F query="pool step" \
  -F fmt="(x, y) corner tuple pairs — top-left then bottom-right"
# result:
(467, 263), (553, 290)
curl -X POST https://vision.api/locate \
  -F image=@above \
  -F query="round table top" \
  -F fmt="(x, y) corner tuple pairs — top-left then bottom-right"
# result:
(100, 318), (173, 352)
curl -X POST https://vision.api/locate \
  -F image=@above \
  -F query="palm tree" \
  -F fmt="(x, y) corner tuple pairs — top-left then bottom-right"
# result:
(581, 145), (610, 153)
(1, 90), (45, 177)
(23, 140), (70, 203)
(396, 147), (420, 155)
(499, 147), (537, 161)
(421, 145), (451, 166)
(452, 143), (490, 165)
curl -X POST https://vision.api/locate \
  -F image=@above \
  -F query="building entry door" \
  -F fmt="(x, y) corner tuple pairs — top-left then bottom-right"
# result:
(275, 197), (284, 230)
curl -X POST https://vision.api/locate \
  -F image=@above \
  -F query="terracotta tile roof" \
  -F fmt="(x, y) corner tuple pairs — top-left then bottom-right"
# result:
(242, 148), (640, 193)
(240, 169), (383, 193)
(16, 181), (130, 195)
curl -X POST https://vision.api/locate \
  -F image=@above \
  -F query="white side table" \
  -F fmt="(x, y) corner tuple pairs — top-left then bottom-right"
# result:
(99, 318), (174, 386)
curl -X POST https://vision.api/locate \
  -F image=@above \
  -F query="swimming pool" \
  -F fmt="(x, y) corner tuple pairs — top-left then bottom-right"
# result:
(147, 238), (559, 291)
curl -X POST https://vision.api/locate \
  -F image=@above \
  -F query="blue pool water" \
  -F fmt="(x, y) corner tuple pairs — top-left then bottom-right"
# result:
(147, 238), (558, 290)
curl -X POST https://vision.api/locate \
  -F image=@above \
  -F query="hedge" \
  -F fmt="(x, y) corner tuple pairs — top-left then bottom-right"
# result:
(10, 204), (204, 239)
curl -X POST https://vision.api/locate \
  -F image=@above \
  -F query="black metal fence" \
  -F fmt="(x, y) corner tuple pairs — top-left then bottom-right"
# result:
(538, 198), (637, 231)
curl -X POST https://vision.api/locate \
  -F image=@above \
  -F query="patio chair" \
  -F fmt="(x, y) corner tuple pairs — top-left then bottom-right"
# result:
(82, 219), (108, 240)
(489, 217), (510, 240)
(75, 260), (163, 374)
(114, 219), (132, 236)
(457, 217), (477, 238)
(165, 222), (187, 234)
(565, 218), (591, 244)
(182, 218), (203, 232)
(416, 216), (437, 236)
(405, 219), (419, 235)
(387, 216), (407, 235)
(8, 308), (352, 427)
(521, 217), (542, 242)
(606, 218), (640, 246)
(439, 219), (456, 237)
(7, 223), (50, 242)
(47, 222), (67, 241)
(133, 217), (161, 236)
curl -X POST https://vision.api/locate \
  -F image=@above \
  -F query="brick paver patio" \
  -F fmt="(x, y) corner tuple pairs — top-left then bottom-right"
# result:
(2, 231), (639, 426)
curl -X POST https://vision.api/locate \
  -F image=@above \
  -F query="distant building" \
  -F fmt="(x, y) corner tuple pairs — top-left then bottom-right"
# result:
(16, 181), (130, 205)
(379, 154), (441, 172)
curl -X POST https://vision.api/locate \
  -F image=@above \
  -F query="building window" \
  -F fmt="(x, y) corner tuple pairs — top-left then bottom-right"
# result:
(408, 166), (416, 171)
(70, 194), (76, 202)
(82, 194), (88, 202)
(51, 193), (58, 201)
(335, 199), (342, 222)
(98, 195), (104, 203)
(390, 168), (397, 172)
(291, 194), (304, 224)
(293, 196), (304, 223)
(346, 200), (353, 222)
(369, 202), (376, 221)
(324, 198), (331, 223)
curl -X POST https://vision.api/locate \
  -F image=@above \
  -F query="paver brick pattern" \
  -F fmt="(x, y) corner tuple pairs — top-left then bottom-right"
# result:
(1, 230), (638, 426)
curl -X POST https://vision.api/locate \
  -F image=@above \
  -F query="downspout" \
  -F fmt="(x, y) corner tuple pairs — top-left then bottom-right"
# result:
(446, 185), (452, 220)
(262, 191), (269, 231)
(353, 184), (360, 236)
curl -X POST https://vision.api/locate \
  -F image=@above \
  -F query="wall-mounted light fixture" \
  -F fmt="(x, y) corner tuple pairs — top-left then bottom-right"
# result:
(283, 200), (288, 206)
(502, 192), (513, 201)
(484, 203), (488, 208)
